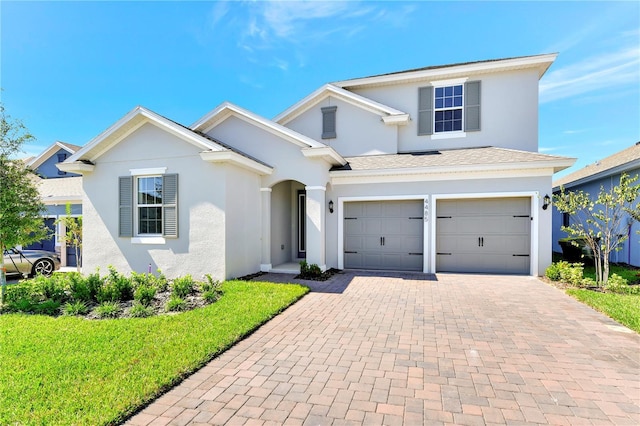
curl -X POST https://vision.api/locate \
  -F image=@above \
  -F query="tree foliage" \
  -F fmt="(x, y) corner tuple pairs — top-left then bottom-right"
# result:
(1, 102), (48, 295)
(554, 173), (640, 286)
(56, 203), (82, 272)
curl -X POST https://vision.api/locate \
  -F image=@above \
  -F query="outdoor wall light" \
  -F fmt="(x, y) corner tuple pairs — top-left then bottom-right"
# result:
(542, 194), (551, 210)
(328, 200), (334, 213)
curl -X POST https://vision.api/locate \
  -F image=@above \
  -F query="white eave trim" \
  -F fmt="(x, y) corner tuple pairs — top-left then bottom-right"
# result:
(200, 150), (273, 175)
(333, 53), (558, 89)
(382, 114), (410, 125)
(331, 158), (576, 179)
(301, 146), (347, 166)
(56, 161), (95, 174)
(28, 141), (79, 170)
(191, 102), (327, 149)
(42, 196), (83, 205)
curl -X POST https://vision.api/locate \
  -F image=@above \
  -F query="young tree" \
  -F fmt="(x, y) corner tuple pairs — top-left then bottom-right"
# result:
(56, 203), (82, 272)
(554, 173), (640, 286)
(0, 102), (48, 297)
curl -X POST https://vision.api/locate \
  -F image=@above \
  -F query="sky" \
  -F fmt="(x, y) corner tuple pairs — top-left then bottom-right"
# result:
(1, 1), (639, 179)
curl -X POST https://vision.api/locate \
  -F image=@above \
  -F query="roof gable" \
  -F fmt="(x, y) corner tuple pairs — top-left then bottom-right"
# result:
(274, 84), (409, 126)
(28, 141), (80, 170)
(554, 142), (640, 189)
(333, 53), (558, 90)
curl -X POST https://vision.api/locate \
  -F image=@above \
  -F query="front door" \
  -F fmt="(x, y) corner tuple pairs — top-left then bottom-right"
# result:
(297, 190), (306, 258)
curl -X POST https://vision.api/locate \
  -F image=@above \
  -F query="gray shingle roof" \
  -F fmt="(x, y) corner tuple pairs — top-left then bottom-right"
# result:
(37, 176), (83, 201)
(332, 146), (571, 172)
(553, 142), (640, 188)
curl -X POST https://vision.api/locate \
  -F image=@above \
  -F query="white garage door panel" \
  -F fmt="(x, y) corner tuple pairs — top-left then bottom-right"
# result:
(436, 198), (531, 274)
(344, 200), (423, 271)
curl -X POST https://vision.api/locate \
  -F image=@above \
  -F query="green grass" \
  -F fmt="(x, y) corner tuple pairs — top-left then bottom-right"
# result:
(0, 280), (308, 426)
(566, 289), (640, 333)
(583, 264), (640, 283)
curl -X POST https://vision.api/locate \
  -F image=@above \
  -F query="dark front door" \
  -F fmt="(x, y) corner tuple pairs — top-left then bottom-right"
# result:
(297, 190), (306, 258)
(25, 218), (56, 252)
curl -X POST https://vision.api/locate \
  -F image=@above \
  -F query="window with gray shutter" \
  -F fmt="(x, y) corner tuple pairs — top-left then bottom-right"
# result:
(464, 81), (481, 132)
(418, 86), (433, 135)
(321, 106), (337, 139)
(119, 176), (133, 237)
(162, 174), (178, 238)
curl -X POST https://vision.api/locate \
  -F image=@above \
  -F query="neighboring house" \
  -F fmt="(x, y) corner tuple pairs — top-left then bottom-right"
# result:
(552, 142), (640, 267)
(59, 54), (574, 279)
(25, 141), (83, 267)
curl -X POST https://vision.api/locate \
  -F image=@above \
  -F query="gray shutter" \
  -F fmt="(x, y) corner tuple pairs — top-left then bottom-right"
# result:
(119, 176), (133, 237)
(162, 174), (178, 238)
(418, 86), (433, 135)
(465, 81), (481, 132)
(321, 106), (337, 139)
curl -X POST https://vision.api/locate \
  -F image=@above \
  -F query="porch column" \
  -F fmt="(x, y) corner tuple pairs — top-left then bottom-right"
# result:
(59, 221), (67, 267)
(260, 188), (272, 272)
(305, 186), (326, 271)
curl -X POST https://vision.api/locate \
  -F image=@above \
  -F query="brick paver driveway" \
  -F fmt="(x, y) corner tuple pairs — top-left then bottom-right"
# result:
(126, 272), (640, 425)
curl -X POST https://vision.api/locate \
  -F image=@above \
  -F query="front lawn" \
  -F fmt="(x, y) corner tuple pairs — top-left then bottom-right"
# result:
(0, 280), (308, 425)
(566, 289), (640, 333)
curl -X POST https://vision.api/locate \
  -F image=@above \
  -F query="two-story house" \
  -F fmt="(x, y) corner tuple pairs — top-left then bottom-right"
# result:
(59, 54), (575, 279)
(25, 141), (83, 267)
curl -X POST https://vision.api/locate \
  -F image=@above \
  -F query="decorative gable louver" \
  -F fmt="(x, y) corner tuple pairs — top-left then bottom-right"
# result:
(321, 106), (337, 139)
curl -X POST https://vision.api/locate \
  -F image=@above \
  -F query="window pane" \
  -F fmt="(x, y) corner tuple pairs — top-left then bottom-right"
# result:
(454, 96), (462, 107)
(435, 122), (443, 132)
(454, 109), (462, 119)
(445, 86), (453, 96)
(444, 98), (452, 108)
(435, 87), (443, 97)
(444, 122), (452, 132)
(435, 99), (443, 108)
(453, 121), (462, 131)
(454, 85), (462, 96)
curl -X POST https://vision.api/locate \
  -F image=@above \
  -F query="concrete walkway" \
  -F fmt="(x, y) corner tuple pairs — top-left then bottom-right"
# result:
(125, 272), (640, 425)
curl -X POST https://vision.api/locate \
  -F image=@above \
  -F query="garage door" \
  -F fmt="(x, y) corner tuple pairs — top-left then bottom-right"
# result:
(436, 198), (531, 274)
(344, 200), (423, 271)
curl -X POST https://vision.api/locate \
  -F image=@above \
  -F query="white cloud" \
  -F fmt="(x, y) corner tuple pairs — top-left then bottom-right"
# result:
(540, 44), (640, 104)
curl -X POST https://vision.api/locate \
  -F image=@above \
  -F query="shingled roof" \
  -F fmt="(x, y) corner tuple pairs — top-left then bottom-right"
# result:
(553, 142), (640, 189)
(331, 146), (573, 174)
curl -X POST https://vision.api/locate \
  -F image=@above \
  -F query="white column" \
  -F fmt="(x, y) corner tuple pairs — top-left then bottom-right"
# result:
(260, 188), (272, 272)
(305, 186), (326, 271)
(59, 221), (67, 267)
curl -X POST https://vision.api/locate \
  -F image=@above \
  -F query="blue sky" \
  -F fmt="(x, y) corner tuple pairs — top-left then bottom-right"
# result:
(2, 1), (638, 179)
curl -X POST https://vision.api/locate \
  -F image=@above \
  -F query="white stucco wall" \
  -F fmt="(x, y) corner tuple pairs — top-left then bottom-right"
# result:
(326, 172), (554, 276)
(82, 122), (228, 280)
(224, 165), (262, 278)
(284, 96), (398, 157)
(205, 116), (330, 188)
(351, 69), (540, 153)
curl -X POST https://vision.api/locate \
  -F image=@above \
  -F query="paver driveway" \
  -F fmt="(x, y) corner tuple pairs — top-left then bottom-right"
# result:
(125, 272), (640, 425)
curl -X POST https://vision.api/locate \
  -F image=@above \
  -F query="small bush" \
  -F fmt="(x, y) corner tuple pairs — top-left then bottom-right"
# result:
(299, 261), (323, 279)
(308, 263), (322, 277)
(5, 298), (36, 313)
(604, 273), (639, 294)
(33, 274), (67, 303)
(62, 301), (89, 316)
(171, 275), (194, 298)
(34, 300), (61, 316)
(3, 281), (38, 304)
(165, 296), (187, 312)
(84, 271), (105, 302)
(545, 263), (561, 281)
(299, 260), (309, 275)
(129, 302), (154, 318)
(580, 277), (597, 288)
(67, 273), (91, 302)
(134, 285), (156, 307)
(106, 266), (134, 301)
(203, 290), (221, 303)
(96, 282), (120, 303)
(201, 274), (223, 304)
(94, 301), (121, 319)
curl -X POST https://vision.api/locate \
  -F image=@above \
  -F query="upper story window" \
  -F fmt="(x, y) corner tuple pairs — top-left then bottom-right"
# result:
(418, 81), (481, 137)
(57, 153), (68, 175)
(434, 85), (463, 133)
(137, 176), (163, 235)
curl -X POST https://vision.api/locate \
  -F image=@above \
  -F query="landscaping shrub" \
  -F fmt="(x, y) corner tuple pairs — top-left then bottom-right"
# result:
(106, 267), (134, 301)
(134, 285), (156, 307)
(85, 271), (105, 302)
(4, 298), (36, 313)
(67, 272), (92, 302)
(129, 302), (154, 318)
(201, 274), (223, 303)
(34, 300), (61, 316)
(604, 273), (639, 294)
(299, 261), (323, 279)
(62, 301), (89, 316)
(94, 301), (121, 319)
(165, 295), (187, 312)
(96, 282), (120, 303)
(545, 261), (587, 287)
(33, 273), (67, 303)
(171, 275), (194, 298)
(545, 262), (562, 281)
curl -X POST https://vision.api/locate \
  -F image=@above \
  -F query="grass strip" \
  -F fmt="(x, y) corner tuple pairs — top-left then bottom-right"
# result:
(0, 280), (308, 425)
(566, 289), (640, 333)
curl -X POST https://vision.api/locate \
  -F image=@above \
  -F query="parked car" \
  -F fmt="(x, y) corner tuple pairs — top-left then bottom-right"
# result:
(3, 248), (61, 278)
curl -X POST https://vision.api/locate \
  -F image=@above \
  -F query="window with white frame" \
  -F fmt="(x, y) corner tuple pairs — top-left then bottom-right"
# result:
(136, 176), (163, 235)
(434, 85), (463, 133)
